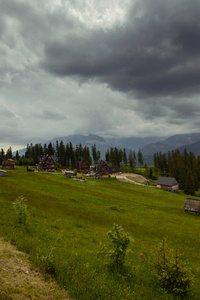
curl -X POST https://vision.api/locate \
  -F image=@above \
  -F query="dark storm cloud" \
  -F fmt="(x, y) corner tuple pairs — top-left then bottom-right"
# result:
(42, 0), (200, 98)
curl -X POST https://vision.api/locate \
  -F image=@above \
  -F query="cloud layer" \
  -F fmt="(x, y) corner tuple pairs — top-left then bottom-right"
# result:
(0, 0), (200, 149)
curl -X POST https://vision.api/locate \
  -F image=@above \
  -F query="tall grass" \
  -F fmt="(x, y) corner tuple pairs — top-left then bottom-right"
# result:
(0, 166), (199, 299)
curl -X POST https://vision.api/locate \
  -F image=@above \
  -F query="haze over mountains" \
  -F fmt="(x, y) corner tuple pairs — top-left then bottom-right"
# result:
(16, 132), (200, 163)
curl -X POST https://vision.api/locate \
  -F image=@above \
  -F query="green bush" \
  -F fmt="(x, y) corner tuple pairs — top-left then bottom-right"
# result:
(12, 195), (27, 224)
(153, 239), (194, 296)
(107, 224), (131, 272)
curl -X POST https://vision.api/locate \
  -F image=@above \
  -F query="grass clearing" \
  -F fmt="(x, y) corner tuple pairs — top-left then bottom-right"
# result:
(0, 166), (199, 299)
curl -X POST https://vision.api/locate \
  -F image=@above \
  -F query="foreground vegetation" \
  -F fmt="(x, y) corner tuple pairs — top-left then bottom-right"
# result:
(0, 238), (71, 299)
(0, 167), (199, 299)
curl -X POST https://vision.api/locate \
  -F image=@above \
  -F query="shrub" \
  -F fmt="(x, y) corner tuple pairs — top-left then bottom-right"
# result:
(153, 239), (194, 296)
(13, 195), (27, 224)
(107, 224), (131, 272)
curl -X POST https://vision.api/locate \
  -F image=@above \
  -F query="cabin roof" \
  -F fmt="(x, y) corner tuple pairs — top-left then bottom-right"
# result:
(156, 176), (178, 186)
(75, 161), (89, 169)
(183, 198), (200, 213)
(108, 166), (120, 173)
(2, 159), (15, 165)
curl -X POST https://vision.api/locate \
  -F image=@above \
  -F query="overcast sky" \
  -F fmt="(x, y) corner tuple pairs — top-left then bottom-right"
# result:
(1, 0), (200, 151)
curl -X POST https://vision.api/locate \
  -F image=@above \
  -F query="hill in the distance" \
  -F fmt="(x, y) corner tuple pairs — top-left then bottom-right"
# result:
(14, 132), (200, 162)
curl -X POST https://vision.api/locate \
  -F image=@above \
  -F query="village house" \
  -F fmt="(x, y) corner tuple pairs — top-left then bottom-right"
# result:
(156, 177), (179, 192)
(93, 160), (110, 178)
(74, 161), (90, 174)
(183, 198), (200, 213)
(2, 159), (15, 170)
(37, 155), (55, 172)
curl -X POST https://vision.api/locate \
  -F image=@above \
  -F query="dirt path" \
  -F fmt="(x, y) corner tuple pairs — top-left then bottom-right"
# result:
(114, 173), (147, 185)
(0, 238), (71, 300)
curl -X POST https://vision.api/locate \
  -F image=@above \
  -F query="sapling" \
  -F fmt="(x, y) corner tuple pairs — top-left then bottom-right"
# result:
(107, 224), (131, 272)
(153, 238), (194, 295)
(13, 195), (27, 224)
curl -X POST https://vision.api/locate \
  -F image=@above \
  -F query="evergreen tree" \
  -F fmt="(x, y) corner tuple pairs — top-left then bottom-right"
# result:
(92, 144), (98, 163)
(184, 170), (195, 195)
(15, 150), (20, 161)
(123, 148), (128, 165)
(105, 149), (110, 164)
(137, 149), (143, 168)
(48, 142), (54, 155)
(0, 148), (5, 164)
(6, 147), (12, 159)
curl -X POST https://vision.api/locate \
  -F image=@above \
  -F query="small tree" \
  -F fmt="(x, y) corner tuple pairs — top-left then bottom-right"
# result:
(137, 149), (143, 168)
(107, 224), (131, 272)
(13, 196), (27, 224)
(153, 239), (193, 296)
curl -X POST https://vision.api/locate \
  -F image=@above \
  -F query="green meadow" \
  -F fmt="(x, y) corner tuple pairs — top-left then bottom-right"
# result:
(0, 167), (199, 299)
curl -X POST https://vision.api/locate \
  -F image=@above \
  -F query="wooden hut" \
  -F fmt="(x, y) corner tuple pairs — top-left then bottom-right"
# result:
(37, 155), (55, 172)
(183, 198), (200, 213)
(0, 170), (6, 176)
(156, 177), (179, 192)
(2, 159), (15, 170)
(74, 161), (90, 173)
(94, 160), (110, 178)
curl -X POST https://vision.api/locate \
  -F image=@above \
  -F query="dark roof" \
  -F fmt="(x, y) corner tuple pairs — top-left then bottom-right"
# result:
(2, 159), (15, 165)
(38, 155), (55, 163)
(156, 177), (178, 186)
(75, 161), (89, 169)
(95, 160), (108, 170)
(108, 166), (120, 173)
(183, 198), (200, 213)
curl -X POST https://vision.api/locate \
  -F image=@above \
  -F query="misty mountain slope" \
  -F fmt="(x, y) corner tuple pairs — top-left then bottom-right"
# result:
(178, 140), (200, 156)
(163, 133), (200, 148)
(141, 133), (200, 156)
(50, 134), (107, 146)
(141, 142), (175, 156)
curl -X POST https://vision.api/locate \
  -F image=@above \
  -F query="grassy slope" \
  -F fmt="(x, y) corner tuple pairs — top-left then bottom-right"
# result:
(0, 167), (199, 299)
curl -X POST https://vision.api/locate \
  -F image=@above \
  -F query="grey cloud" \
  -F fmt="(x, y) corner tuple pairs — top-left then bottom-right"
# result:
(0, 0), (200, 148)
(42, 0), (200, 99)
(40, 109), (67, 121)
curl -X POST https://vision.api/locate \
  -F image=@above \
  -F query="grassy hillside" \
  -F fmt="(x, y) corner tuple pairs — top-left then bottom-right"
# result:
(0, 167), (199, 299)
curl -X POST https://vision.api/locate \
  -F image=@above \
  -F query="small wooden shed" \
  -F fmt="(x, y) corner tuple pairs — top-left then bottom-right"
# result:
(0, 170), (6, 176)
(156, 177), (179, 192)
(183, 198), (200, 213)
(2, 159), (15, 169)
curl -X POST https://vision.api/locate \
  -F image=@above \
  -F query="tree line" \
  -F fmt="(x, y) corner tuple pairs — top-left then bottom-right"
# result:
(0, 142), (143, 171)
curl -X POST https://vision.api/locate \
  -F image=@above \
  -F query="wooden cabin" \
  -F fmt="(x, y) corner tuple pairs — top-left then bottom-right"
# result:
(0, 170), (6, 176)
(37, 155), (55, 172)
(183, 198), (200, 213)
(74, 161), (90, 174)
(156, 177), (179, 192)
(94, 160), (110, 177)
(2, 159), (15, 170)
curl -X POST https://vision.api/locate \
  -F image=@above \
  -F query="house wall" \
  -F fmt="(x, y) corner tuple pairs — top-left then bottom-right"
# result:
(2, 165), (15, 170)
(157, 184), (179, 192)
